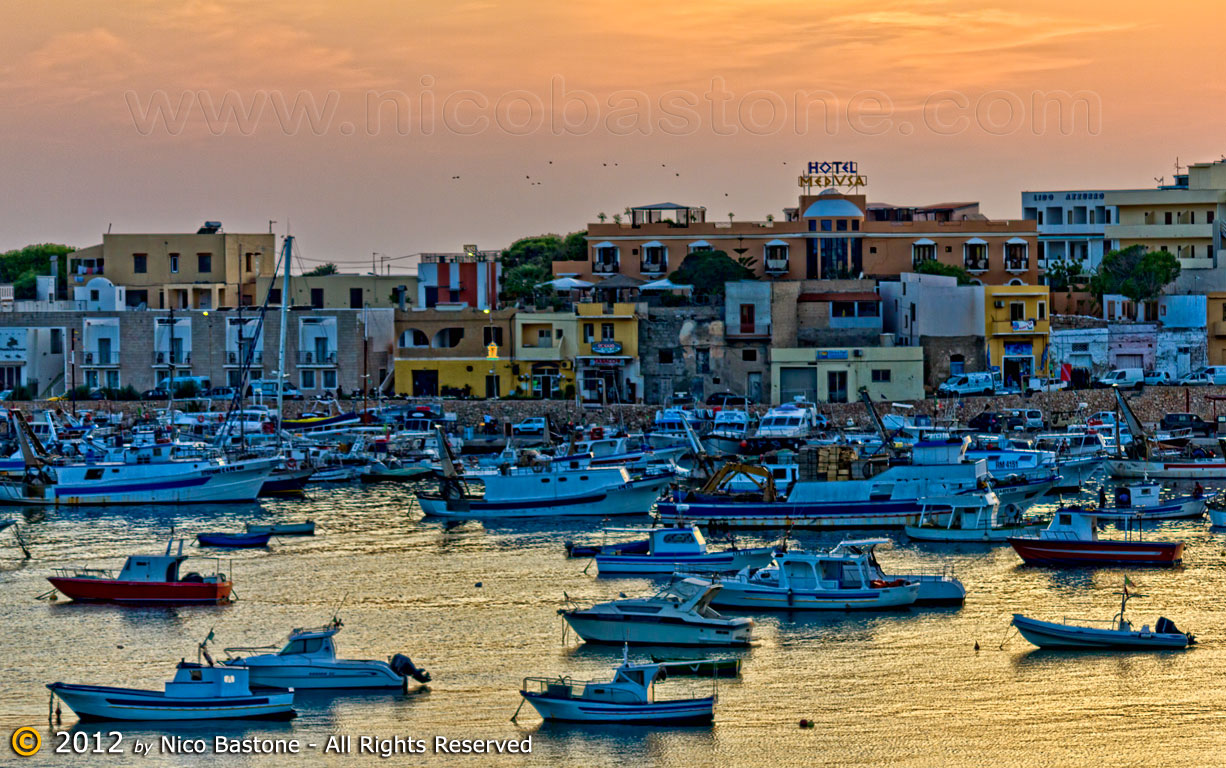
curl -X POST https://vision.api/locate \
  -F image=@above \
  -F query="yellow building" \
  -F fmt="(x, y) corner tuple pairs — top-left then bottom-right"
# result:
(770, 346), (924, 404)
(393, 308), (516, 398)
(513, 311), (579, 399)
(68, 223), (276, 309)
(1106, 159), (1226, 271)
(574, 302), (643, 403)
(1207, 293), (1226, 366)
(983, 284), (1050, 387)
(254, 273), (417, 310)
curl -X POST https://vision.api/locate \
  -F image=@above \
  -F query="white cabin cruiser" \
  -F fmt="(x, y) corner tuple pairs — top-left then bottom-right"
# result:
(705, 410), (759, 455)
(904, 493), (1043, 543)
(561, 579), (754, 646)
(594, 523), (776, 575)
(1092, 480), (1206, 521)
(221, 619), (430, 691)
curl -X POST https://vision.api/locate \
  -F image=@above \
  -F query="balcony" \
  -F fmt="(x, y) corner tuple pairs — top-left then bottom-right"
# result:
(990, 319), (1045, 335)
(726, 322), (772, 340)
(764, 258), (789, 274)
(517, 344), (564, 361)
(964, 257), (990, 273)
(225, 350), (264, 366)
(83, 350), (120, 366)
(153, 351), (191, 366)
(594, 261), (620, 274)
(639, 259), (667, 275)
(1005, 259), (1030, 273)
(297, 350), (338, 366)
(1106, 223), (1213, 240)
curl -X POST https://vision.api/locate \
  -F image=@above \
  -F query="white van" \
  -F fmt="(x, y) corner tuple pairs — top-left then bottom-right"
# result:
(937, 372), (999, 397)
(1095, 368), (1143, 390)
(247, 378), (304, 401)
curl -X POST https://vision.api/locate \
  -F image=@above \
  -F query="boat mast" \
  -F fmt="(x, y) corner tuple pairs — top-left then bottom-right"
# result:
(274, 235), (293, 453)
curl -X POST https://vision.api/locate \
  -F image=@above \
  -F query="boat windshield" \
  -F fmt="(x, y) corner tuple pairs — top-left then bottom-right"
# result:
(281, 636), (329, 655)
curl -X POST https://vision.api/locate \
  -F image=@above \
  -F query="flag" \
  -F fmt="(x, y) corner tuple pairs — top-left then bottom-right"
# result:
(1123, 576), (1135, 595)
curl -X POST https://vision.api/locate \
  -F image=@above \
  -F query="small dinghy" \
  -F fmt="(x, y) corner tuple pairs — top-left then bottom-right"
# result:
(197, 531), (272, 548)
(245, 521), (316, 536)
(516, 648), (715, 725)
(1012, 579), (1194, 650)
(48, 662), (295, 722)
(220, 618), (430, 691)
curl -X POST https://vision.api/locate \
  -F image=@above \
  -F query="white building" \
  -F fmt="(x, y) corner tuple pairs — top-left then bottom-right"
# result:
(1021, 191), (1114, 280)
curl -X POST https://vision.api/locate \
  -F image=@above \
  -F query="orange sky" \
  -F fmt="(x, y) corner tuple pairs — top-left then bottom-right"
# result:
(2, 0), (1224, 266)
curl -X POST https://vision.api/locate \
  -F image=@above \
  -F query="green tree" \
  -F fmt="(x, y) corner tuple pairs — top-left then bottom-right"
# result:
(668, 249), (755, 297)
(503, 263), (551, 302)
(1089, 245), (1181, 304)
(561, 231), (587, 261)
(304, 262), (339, 276)
(1045, 259), (1082, 294)
(501, 235), (564, 269)
(914, 259), (974, 285)
(0, 243), (75, 298)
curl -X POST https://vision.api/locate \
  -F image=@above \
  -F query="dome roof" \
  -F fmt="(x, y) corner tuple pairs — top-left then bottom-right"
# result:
(803, 193), (864, 219)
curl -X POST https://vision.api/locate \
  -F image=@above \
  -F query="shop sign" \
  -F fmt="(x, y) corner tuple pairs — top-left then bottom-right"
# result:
(1004, 342), (1033, 356)
(591, 340), (623, 355)
(816, 350), (849, 360)
(590, 357), (623, 366)
(1011, 320), (1035, 331)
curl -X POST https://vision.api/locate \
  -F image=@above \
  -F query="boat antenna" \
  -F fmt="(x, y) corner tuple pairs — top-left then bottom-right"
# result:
(330, 593), (349, 626)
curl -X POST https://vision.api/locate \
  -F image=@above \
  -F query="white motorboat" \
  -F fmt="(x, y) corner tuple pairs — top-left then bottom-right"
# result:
(517, 651), (715, 725)
(704, 410), (759, 455)
(221, 619), (429, 691)
(48, 663), (295, 722)
(561, 578), (754, 646)
(1012, 581), (1194, 650)
(1092, 480), (1206, 521)
(905, 493), (1044, 543)
(593, 523), (776, 575)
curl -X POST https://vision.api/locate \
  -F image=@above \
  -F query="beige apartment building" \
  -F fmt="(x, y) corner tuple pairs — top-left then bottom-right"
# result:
(68, 222), (277, 310)
(253, 273), (418, 310)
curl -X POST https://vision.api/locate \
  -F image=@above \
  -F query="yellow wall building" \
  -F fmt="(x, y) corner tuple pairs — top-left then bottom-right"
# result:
(393, 308), (516, 398)
(574, 302), (643, 403)
(1207, 293), (1226, 365)
(770, 346), (924, 404)
(983, 284), (1050, 386)
(1105, 160), (1226, 271)
(68, 225), (276, 309)
(513, 311), (578, 398)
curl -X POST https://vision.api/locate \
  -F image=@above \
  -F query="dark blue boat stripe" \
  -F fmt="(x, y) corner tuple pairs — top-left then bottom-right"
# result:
(104, 697), (272, 707)
(55, 477), (211, 497)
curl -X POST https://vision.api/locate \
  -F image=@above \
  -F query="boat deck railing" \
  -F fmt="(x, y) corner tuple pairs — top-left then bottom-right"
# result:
(51, 567), (114, 579)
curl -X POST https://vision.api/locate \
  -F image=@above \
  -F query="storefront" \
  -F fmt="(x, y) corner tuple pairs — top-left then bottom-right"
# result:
(1000, 341), (1034, 388)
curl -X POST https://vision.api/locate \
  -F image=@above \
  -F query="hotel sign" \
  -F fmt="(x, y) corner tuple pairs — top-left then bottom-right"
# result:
(591, 340), (623, 355)
(799, 161), (866, 192)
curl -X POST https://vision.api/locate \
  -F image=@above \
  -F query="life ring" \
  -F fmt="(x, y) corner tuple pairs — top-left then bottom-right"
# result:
(286, 458), (299, 470)
(196, 415), (205, 424)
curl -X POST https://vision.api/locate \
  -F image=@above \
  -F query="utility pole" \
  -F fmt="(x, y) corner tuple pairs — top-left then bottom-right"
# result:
(274, 235), (293, 453)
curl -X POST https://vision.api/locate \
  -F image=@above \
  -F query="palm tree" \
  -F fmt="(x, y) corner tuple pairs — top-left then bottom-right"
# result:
(597, 212), (607, 223)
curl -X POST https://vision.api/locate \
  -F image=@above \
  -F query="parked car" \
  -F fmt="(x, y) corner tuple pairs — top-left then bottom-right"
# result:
(937, 372), (999, 397)
(141, 388), (170, 400)
(1007, 408), (1046, 431)
(1094, 368), (1144, 390)
(1179, 366), (1226, 386)
(1159, 412), (1214, 437)
(967, 411), (1005, 433)
(1143, 370), (1176, 386)
(206, 386), (239, 400)
(511, 417), (548, 436)
(1024, 377), (1067, 395)
(247, 379), (304, 401)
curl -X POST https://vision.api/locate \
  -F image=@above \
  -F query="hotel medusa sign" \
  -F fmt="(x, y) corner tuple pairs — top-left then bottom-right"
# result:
(798, 161), (867, 192)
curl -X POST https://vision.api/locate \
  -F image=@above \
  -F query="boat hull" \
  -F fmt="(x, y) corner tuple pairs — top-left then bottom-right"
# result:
(519, 692), (714, 724)
(418, 476), (670, 519)
(1011, 614), (1190, 650)
(1107, 459), (1226, 480)
(562, 613), (753, 646)
(48, 577), (232, 604)
(657, 498), (926, 529)
(224, 660), (404, 690)
(1007, 537), (1184, 567)
(1093, 497), (1206, 521)
(707, 582), (918, 611)
(904, 521), (1044, 543)
(595, 547), (775, 576)
(0, 459), (275, 506)
(47, 683), (294, 721)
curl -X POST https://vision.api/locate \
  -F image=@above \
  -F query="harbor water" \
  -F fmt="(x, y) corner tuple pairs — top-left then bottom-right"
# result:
(3, 476), (1226, 766)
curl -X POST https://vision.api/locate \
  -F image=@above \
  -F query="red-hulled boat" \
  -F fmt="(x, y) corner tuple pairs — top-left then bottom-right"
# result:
(48, 538), (233, 604)
(1008, 508), (1184, 567)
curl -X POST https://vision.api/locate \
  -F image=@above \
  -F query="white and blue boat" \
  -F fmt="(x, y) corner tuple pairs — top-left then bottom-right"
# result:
(1092, 480), (1206, 521)
(1012, 581), (1194, 650)
(517, 651), (715, 725)
(47, 663), (295, 722)
(593, 523), (776, 576)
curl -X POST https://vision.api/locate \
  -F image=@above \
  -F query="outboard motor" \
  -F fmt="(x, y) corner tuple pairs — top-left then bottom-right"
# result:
(390, 654), (431, 684)
(1155, 617), (1180, 635)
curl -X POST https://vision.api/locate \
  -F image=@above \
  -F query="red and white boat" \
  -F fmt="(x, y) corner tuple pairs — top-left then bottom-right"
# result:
(48, 538), (233, 604)
(1008, 509), (1184, 567)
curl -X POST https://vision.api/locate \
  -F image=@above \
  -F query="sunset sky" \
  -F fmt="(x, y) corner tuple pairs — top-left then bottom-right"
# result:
(3, 0), (1224, 268)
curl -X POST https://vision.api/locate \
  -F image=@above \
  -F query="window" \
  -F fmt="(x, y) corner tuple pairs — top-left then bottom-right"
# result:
(197, 252), (212, 273)
(349, 287), (363, 309)
(658, 349), (673, 364)
(301, 369), (316, 389)
(323, 369), (337, 389)
(836, 219), (847, 231)
(483, 326), (504, 346)
(309, 288), (324, 308)
(269, 288), (282, 304)
(1209, 211), (1216, 225)
(871, 369), (891, 382)
(90, 289), (99, 301)
(820, 219), (833, 232)
(912, 243), (935, 266)
(133, 253), (147, 273)
(742, 349), (757, 362)
(127, 289), (148, 308)
(832, 301), (855, 317)
(1010, 302), (1025, 321)
(583, 323), (594, 342)
(1038, 302), (1046, 320)
(245, 253), (254, 272)
(50, 328), (63, 354)
(601, 323), (615, 341)
(696, 348), (710, 373)
(169, 253), (179, 273)
(1164, 211), (1173, 225)
(964, 242), (988, 271)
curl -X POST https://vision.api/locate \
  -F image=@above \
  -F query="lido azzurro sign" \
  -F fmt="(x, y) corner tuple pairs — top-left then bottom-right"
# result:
(591, 340), (623, 355)
(799, 161), (867, 192)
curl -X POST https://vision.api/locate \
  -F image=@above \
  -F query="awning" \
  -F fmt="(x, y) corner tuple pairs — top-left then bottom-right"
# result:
(641, 278), (694, 292)
(912, 238), (936, 246)
(965, 237), (988, 245)
(1006, 237), (1028, 245)
(642, 240), (664, 248)
(765, 239), (789, 247)
(537, 277), (593, 290)
(688, 240), (711, 249)
(594, 241), (616, 249)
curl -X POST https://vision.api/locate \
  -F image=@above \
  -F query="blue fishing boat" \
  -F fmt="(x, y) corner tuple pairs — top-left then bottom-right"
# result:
(48, 663), (295, 722)
(594, 523), (776, 575)
(197, 531), (272, 548)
